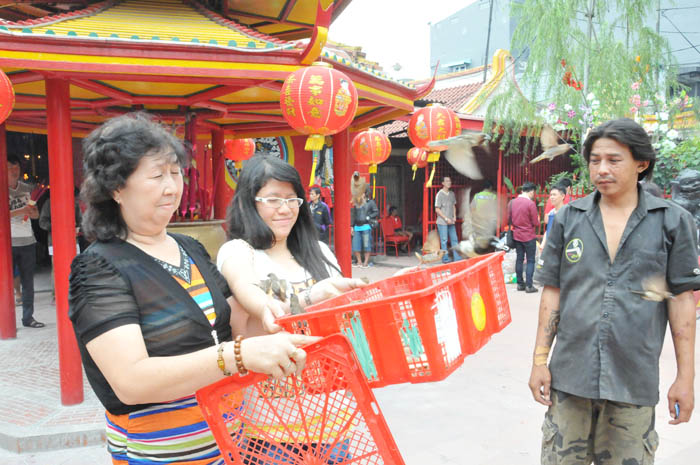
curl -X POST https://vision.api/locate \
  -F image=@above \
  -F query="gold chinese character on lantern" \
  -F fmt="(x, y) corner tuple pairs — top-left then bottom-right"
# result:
(309, 107), (321, 118)
(309, 85), (323, 96)
(308, 75), (325, 85)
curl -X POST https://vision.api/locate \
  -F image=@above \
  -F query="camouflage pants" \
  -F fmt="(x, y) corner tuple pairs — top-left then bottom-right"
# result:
(541, 389), (658, 465)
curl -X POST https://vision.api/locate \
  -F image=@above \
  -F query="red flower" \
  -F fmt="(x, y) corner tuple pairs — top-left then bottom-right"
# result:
(562, 71), (572, 86)
(561, 59), (567, 68)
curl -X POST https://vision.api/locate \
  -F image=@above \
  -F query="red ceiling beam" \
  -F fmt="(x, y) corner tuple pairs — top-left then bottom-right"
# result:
(71, 79), (133, 103)
(8, 71), (44, 85)
(221, 122), (290, 132)
(185, 85), (245, 105)
(14, 94), (45, 104)
(225, 112), (284, 123)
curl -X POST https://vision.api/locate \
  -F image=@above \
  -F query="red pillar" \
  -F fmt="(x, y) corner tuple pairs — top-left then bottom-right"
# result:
(46, 78), (83, 405)
(0, 123), (16, 339)
(332, 129), (351, 276)
(212, 129), (230, 220)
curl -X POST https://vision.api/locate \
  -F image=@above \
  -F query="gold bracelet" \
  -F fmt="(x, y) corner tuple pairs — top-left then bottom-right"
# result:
(217, 342), (232, 376)
(233, 335), (248, 376)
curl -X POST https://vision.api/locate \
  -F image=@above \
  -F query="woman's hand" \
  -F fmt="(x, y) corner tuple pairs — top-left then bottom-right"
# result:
(239, 332), (321, 379)
(261, 296), (289, 334)
(307, 276), (367, 306)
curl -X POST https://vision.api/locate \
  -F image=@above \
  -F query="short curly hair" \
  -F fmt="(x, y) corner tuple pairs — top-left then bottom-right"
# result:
(80, 113), (187, 241)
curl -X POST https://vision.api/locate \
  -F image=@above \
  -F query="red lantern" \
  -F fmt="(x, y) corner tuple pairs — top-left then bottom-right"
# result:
(0, 70), (15, 125)
(351, 128), (391, 198)
(407, 104), (461, 186)
(280, 61), (358, 152)
(406, 147), (428, 181)
(224, 138), (256, 168)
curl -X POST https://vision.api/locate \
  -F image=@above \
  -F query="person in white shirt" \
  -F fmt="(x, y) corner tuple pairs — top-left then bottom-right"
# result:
(7, 154), (43, 328)
(217, 154), (365, 337)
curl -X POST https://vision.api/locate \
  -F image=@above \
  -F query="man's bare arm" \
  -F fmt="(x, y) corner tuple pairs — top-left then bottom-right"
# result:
(528, 285), (561, 405)
(667, 290), (696, 424)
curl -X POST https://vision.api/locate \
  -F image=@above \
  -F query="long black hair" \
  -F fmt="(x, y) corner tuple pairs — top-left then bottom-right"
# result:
(80, 112), (187, 242)
(226, 154), (339, 281)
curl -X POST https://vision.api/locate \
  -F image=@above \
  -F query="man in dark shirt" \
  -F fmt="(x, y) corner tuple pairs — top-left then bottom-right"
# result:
(509, 182), (539, 292)
(529, 118), (699, 464)
(308, 186), (331, 243)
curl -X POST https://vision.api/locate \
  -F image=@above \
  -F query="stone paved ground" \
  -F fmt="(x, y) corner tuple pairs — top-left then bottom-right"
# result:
(0, 254), (698, 464)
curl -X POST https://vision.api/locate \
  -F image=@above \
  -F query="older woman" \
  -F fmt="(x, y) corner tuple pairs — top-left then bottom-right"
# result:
(217, 154), (364, 337)
(68, 114), (317, 465)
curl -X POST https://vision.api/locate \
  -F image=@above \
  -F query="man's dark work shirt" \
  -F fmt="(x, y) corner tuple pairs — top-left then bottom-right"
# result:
(538, 186), (700, 406)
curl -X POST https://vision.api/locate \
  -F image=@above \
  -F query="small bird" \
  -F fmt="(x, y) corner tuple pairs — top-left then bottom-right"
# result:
(529, 125), (572, 164)
(289, 294), (304, 315)
(415, 249), (447, 265)
(452, 188), (501, 259)
(630, 275), (674, 302)
(428, 133), (488, 180)
(351, 171), (368, 204)
(258, 273), (288, 302)
(422, 229), (441, 254)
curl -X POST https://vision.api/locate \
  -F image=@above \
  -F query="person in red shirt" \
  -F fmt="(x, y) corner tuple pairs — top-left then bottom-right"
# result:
(508, 182), (539, 292)
(386, 206), (413, 251)
(543, 178), (572, 215)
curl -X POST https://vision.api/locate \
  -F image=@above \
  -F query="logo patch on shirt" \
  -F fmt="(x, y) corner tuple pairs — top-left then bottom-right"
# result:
(565, 238), (583, 263)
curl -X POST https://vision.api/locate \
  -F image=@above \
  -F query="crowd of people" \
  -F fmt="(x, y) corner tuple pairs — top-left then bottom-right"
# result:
(5, 113), (698, 465)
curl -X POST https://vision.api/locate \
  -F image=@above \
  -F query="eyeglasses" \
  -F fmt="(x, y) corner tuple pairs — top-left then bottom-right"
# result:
(255, 197), (304, 209)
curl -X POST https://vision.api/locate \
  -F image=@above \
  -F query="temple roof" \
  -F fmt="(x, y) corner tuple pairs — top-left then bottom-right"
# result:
(0, 0), (351, 41)
(0, 0), (289, 51)
(0, 0), (434, 138)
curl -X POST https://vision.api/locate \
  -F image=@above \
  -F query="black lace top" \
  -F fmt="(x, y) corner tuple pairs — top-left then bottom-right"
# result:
(68, 234), (233, 414)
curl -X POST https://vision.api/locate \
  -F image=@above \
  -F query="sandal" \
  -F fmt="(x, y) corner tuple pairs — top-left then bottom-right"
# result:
(23, 319), (45, 328)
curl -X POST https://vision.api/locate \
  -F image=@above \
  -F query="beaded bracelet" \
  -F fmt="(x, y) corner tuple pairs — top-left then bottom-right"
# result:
(217, 342), (231, 376)
(233, 335), (248, 376)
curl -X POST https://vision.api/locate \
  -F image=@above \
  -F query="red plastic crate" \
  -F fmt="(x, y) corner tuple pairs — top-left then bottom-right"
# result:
(277, 252), (511, 388)
(196, 334), (405, 465)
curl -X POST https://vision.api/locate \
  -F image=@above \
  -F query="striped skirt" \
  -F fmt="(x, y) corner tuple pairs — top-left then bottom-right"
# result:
(106, 395), (224, 465)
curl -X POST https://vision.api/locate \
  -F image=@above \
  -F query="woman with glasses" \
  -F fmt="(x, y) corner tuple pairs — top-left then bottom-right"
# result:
(217, 154), (364, 338)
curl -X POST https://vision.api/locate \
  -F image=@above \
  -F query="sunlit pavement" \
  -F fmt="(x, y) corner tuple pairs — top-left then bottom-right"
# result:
(1, 256), (698, 465)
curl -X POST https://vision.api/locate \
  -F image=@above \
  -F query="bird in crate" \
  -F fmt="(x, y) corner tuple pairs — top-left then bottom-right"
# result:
(452, 188), (507, 259)
(428, 132), (490, 180)
(529, 124), (573, 164)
